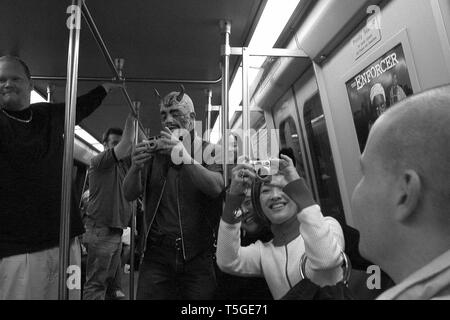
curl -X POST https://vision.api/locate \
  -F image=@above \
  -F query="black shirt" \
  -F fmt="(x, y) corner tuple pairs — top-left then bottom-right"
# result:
(0, 86), (107, 258)
(150, 164), (181, 238)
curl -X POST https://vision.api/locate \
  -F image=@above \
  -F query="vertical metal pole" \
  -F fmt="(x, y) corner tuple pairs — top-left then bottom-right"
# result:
(59, 0), (82, 300)
(130, 101), (140, 300)
(205, 89), (212, 142)
(242, 48), (251, 160)
(218, 107), (222, 144)
(220, 20), (231, 186)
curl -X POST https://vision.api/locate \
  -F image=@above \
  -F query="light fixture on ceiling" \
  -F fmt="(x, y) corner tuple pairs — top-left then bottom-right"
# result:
(210, 0), (301, 144)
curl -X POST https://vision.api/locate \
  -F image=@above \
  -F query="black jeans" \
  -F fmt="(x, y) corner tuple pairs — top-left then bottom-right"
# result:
(136, 240), (216, 300)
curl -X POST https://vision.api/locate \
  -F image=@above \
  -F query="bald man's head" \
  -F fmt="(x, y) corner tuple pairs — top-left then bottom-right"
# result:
(373, 85), (450, 211)
(351, 84), (450, 267)
(0, 56), (33, 111)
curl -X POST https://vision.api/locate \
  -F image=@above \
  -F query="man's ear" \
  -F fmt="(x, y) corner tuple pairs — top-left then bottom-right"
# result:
(394, 170), (421, 223)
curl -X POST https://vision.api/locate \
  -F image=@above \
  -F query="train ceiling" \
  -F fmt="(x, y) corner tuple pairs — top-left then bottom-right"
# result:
(0, 0), (267, 139)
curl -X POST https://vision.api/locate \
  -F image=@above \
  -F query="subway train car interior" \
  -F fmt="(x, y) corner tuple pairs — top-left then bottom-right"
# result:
(1, 0), (450, 302)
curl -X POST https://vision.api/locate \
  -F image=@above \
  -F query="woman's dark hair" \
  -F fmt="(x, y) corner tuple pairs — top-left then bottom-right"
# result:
(102, 127), (123, 144)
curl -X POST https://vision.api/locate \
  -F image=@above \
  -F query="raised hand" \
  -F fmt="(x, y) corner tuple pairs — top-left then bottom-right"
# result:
(277, 154), (301, 183)
(229, 163), (257, 196)
(157, 127), (192, 164)
(131, 142), (152, 171)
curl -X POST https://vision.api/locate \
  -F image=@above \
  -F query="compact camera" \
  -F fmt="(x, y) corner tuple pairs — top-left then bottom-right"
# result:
(144, 134), (185, 153)
(247, 159), (279, 180)
(144, 136), (163, 152)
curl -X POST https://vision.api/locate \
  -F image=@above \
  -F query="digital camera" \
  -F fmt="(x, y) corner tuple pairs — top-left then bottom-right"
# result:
(247, 160), (278, 180)
(144, 136), (163, 152)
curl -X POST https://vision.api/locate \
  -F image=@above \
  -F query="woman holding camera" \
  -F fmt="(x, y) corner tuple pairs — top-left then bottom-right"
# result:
(216, 155), (345, 300)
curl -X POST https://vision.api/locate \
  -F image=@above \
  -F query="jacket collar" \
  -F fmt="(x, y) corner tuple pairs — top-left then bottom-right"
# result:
(377, 249), (450, 300)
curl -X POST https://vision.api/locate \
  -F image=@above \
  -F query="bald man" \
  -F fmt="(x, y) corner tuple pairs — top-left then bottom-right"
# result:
(351, 84), (450, 300)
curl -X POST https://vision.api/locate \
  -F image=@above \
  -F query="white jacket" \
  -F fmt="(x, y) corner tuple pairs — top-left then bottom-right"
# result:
(216, 205), (345, 300)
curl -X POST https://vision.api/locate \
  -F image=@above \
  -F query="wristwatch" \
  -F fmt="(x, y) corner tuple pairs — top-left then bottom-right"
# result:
(233, 208), (243, 220)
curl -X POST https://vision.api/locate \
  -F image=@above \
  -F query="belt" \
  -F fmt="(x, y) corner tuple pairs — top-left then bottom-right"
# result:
(86, 225), (123, 237)
(149, 234), (183, 250)
(108, 227), (124, 236)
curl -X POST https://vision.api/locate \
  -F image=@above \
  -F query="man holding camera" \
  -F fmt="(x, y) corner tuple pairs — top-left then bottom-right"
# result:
(123, 87), (224, 300)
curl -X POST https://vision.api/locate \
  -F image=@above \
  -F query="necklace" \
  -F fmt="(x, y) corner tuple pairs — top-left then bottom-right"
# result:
(1, 108), (33, 123)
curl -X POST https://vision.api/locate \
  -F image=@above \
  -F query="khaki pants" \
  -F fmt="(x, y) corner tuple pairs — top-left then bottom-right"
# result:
(0, 238), (81, 300)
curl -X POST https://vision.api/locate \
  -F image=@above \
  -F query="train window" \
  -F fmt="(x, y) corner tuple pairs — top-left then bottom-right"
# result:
(30, 90), (47, 104)
(75, 126), (104, 152)
(303, 93), (344, 222)
(279, 116), (306, 178)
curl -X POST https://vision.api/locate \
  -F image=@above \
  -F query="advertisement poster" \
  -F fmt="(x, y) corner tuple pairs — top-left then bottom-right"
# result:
(346, 44), (414, 151)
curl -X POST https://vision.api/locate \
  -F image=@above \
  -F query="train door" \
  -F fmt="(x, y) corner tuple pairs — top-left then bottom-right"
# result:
(302, 92), (344, 222)
(289, 69), (345, 223)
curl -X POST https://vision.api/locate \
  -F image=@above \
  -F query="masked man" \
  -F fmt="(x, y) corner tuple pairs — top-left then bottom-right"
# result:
(123, 87), (224, 300)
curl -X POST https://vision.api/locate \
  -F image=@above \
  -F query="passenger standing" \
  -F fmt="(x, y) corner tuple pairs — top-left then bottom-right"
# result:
(352, 84), (450, 300)
(83, 115), (136, 300)
(0, 55), (119, 300)
(123, 88), (224, 300)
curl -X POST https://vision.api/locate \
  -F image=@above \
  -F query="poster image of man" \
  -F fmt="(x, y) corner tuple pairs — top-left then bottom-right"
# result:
(346, 44), (414, 151)
(389, 73), (407, 105)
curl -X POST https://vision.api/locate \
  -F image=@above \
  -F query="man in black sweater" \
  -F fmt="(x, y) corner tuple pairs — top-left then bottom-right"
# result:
(0, 55), (120, 299)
